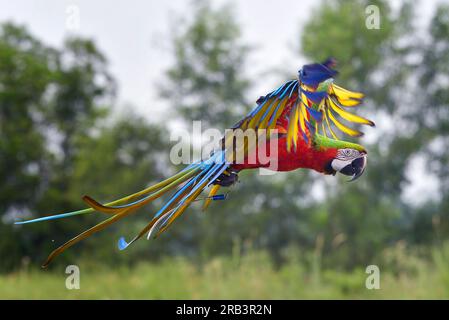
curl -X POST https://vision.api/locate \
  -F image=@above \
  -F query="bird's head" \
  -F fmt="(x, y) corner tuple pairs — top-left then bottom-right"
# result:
(325, 148), (367, 182)
(313, 134), (368, 182)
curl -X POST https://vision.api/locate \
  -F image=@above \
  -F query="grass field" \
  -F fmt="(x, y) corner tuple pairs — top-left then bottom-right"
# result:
(1, 249), (449, 299)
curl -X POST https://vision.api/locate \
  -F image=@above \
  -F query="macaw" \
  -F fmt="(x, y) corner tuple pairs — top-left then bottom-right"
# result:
(16, 59), (375, 267)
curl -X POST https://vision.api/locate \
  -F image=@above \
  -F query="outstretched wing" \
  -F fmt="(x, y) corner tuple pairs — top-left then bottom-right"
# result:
(315, 82), (375, 141)
(231, 59), (375, 153)
(233, 79), (299, 132)
(221, 79), (298, 163)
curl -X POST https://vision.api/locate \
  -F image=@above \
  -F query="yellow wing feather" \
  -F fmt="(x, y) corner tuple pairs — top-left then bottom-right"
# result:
(231, 77), (374, 155)
(327, 108), (363, 137)
(287, 104), (299, 151)
(331, 84), (364, 100)
(323, 110), (339, 140)
(316, 82), (374, 139)
(328, 97), (374, 126)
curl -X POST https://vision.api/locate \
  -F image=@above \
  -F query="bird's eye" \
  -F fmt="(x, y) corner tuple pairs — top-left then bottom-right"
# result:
(337, 148), (359, 160)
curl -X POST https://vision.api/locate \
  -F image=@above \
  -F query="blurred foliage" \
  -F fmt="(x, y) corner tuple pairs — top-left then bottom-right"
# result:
(0, 0), (449, 299)
(1, 244), (449, 299)
(0, 23), (167, 270)
(160, 0), (251, 127)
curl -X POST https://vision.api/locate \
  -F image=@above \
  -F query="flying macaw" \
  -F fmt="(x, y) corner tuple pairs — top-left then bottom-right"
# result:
(16, 59), (375, 267)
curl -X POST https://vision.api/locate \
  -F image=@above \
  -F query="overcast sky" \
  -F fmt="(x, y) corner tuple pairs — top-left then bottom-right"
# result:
(0, 0), (443, 204)
(0, 0), (440, 116)
(0, 0), (321, 120)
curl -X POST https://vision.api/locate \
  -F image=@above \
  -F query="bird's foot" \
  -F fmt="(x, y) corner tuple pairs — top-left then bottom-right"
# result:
(212, 169), (239, 187)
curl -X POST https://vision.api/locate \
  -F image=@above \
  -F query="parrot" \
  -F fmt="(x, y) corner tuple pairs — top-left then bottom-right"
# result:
(15, 58), (375, 267)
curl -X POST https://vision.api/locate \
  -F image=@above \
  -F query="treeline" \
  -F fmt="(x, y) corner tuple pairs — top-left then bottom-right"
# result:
(1, 0), (449, 273)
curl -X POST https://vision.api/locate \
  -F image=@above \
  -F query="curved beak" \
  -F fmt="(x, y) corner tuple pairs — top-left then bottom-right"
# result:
(338, 154), (367, 182)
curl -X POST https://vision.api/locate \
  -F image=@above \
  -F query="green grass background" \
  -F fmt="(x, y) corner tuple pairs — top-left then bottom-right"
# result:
(2, 247), (449, 299)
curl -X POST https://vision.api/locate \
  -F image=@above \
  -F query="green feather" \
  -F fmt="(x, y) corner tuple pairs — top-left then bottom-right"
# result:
(313, 133), (366, 152)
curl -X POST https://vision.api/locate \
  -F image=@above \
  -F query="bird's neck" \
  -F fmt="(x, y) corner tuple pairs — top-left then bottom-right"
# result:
(292, 137), (338, 173)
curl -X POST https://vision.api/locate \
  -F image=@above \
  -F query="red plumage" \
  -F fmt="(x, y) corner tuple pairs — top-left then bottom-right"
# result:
(231, 129), (338, 174)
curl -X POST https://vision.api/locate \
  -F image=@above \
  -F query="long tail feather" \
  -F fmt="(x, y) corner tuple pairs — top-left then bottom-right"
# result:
(155, 179), (210, 237)
(15, 163), (200, 225)
(147, 163), (227, 239)
(81, 167), (201, 214)
(41, 167), (205, 265)
(117, 182), (196, 250)
(42, 207), (135, 268)
(203, 185), (221, 211)
(22, 151), (229, 267)
(117, 163), (226, 247)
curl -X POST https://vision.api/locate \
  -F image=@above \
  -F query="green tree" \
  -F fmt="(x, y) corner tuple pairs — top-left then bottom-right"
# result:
(0, 23), (56, 217)
(0, 22), (161, 271)
(67, 113), (168, 265)
(0, 23), (58, 271)
(160, 0), (250, 127)
(26, 37), (117, 268)
(299, 0), (419, 268)
(414, 4), (449, 242)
